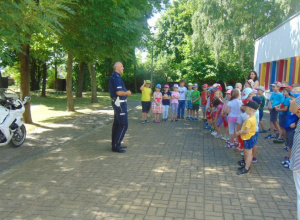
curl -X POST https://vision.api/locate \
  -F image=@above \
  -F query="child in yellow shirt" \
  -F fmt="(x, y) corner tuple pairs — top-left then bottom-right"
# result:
(140, 80), (152, 124)
(236, 100), (259, 175)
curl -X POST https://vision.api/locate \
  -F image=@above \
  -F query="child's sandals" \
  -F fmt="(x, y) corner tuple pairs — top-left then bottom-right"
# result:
(225, 143), (234, 148)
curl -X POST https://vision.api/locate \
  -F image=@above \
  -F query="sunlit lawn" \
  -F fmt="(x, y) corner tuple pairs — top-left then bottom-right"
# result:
(27, 91), (141, 131)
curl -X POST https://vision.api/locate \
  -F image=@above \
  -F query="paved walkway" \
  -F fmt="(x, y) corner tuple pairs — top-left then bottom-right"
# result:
(0, 101), (138, 173)
(0, 103), (297, 220)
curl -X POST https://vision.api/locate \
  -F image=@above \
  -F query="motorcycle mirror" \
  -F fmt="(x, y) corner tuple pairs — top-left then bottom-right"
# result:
(24, 96), (31, 102)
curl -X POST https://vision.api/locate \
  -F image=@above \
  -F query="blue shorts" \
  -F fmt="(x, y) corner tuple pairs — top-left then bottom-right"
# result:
(279, 114), (287, 128)
(186, 100), (192, 109)
(270, 108), (278, 122)
(253, 132), (258, 145)
(286, 130), (295, 148)
(244, 134), (256, 150)
(259, 109), (264, 122)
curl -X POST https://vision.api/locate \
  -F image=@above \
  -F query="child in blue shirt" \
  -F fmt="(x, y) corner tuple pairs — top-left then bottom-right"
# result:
(274, 86), (291, 143)
(281, 92), (300, 168)
(265, 82), (284, 139)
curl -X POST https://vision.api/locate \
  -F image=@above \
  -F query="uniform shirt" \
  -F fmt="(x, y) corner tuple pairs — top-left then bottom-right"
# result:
(270, 92), (284, 108)
(192, 90), (200, 104)
(185, 90), (193, 101)
(259, 95), (266, 111)
(109, 72), (127, 100)
(178, 86), (187, 100)
(141, 87), (152, 102)
(279, 96), (290, 116)
(241, 115), (257, 140)
(162, 91), (172, 105)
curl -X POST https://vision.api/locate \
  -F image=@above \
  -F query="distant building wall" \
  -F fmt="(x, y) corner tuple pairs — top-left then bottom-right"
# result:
(254, 12), (300, 91)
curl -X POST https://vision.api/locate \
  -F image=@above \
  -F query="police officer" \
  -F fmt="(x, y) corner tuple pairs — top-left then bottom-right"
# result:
(109, 62), (131, 153)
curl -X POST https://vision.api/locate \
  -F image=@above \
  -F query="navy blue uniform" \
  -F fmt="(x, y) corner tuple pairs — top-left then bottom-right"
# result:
(109, 72), (128, 151)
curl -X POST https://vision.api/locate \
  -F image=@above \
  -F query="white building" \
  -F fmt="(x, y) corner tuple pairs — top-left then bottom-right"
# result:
(254, 12), (300, 91)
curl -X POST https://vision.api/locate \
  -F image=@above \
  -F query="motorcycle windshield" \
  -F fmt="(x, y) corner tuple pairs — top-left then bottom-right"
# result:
(0, 88), (19, 100)
(0, 106), (9, 124)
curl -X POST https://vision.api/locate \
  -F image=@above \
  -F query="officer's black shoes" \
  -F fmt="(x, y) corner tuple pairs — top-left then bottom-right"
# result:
(112, 148), (126, 153)
(120, 145), (127, 149)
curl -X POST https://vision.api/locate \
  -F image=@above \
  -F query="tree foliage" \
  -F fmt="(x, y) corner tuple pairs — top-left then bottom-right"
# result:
(146, 0), (300, 87)
(0, 0), (167, 120)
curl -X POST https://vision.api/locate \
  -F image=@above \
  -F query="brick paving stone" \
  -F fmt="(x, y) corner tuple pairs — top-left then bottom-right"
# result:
(0, 105), (297, 219)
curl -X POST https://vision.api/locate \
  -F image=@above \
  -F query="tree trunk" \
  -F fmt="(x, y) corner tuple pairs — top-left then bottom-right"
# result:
(37, 62), (42, 90)
(134, 54), (137, 93)
(18, 44), (33, 124)
(76, 61), (85, 98)
(0, 70), (2, 88)
(30, 58), (39, 91)
(66, 51), (75, 111)
(151, 44), (154, 87)
(54, 59), (58, 90)
(88, 63), (98, 103)
(41, 62), (47, 97)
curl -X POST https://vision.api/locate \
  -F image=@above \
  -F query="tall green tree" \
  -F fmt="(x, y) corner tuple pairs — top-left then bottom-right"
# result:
(59, 0), (168, 104)
(191, 0), (300, 72)
(0, 0), (72, 122)
(148, 0), (300, 86)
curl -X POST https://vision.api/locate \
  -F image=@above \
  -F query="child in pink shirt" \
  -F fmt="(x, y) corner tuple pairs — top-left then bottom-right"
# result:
(171, 84), (180, 121)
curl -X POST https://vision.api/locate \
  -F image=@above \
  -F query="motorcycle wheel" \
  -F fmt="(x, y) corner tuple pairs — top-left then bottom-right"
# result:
(9, 125), (26, 148)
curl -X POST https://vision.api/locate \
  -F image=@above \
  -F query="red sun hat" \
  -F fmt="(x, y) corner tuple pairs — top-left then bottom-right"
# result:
(242, 98), (251, 106)
(202, 84), (209, 88)
(280, 85), (292, 91)
(216, 85), (223, 91)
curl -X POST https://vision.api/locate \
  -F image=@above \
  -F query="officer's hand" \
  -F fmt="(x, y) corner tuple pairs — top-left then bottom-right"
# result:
(127, 90), (132, 96)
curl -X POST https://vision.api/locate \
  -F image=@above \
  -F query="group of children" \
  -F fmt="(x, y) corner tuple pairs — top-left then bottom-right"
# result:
(140, 80), (202, 123)
(262, 82), (300, 169)
(140, 79), (300, 175)
(202, 81), (300, 174)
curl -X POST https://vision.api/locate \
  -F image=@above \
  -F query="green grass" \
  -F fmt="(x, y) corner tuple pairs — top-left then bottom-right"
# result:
(26, 91), (141, 131)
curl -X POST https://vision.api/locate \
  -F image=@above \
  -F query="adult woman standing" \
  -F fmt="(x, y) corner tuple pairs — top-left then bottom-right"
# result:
(244, 71), (259, 89)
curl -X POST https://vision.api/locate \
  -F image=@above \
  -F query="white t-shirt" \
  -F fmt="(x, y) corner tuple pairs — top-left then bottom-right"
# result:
(227, 99), (242, 117)
(237, 112), (249, 125)
(206, 97), (210, 109)
(237, 111), (259, 131)
(255, 110), (259, 132)
(178, 86), (187, 100)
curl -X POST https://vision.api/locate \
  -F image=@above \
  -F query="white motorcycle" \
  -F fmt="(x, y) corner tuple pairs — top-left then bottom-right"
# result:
(0, 89), (31, 148)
